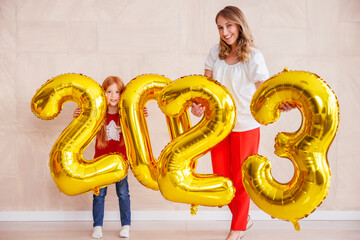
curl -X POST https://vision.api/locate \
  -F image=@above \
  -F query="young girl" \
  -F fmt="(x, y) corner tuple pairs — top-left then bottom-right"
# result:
(73, 76), (148, 239)
(192, 6), (292, 240)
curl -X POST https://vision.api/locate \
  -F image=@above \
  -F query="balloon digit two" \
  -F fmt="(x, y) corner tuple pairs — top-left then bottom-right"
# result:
(242, 69), (340, 230)
(31, 73), (128, 195)
(157, 75), (236, 211)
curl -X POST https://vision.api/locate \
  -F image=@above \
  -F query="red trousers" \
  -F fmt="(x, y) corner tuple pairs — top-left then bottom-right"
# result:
(211, 128), (260, 230)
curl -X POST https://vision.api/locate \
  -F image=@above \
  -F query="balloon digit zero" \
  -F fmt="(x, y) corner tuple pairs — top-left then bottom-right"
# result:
(119, 74), (192, 191)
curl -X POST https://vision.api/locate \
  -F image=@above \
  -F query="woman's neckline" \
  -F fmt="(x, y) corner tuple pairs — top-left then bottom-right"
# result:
(223, 59), (241, 66)
(224, 51), (241, 66)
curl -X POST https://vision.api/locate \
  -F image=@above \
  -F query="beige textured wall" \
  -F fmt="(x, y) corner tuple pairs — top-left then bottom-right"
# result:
(0, 0), (359, 214)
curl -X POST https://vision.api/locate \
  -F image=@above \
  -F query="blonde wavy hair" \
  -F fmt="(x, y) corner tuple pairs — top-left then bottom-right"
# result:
(216, 6), (254, 62)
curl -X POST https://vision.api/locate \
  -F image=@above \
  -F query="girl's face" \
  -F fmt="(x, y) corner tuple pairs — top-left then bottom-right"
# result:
(105, 83), (121, 107)
(216, 15), (239, 48)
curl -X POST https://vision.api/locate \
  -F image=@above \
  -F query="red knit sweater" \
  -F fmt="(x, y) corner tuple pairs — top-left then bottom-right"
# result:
(94, 112), (127, 159)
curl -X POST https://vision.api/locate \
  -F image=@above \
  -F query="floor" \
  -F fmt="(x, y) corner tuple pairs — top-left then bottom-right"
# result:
(0, 220), (359, 240)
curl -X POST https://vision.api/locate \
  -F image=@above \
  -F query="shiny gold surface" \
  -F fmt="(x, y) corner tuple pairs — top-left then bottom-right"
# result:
(31, 74), (128, 196)
(243, 69), (340, 230)
(120, 74), (191, 191)
(157, 75), (236, 208)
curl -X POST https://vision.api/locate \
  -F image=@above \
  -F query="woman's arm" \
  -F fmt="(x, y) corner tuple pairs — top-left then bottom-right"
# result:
(255, 81), (294, 112)
(204, 69), (213, 78)
(73, 107), (81, 118)
(143, 107), (149, 117)
(255, 81), (263, 89)
(190, 70), (213, 117)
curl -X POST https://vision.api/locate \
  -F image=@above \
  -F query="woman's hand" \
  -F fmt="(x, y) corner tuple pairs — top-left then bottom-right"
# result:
(73, 107), (81, 118)
(191, 103), (205, 117)
(279, 103), (296, 112)
(143, 107), (149, 117)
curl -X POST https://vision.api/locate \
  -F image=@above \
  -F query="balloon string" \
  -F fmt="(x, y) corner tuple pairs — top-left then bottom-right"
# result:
(190, 204), (198, 215)
(292, 220), (300, 231)
(93, 187), (100, 196)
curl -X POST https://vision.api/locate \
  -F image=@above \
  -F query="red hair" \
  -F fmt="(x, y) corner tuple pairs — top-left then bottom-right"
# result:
(96, 76), (125, 149)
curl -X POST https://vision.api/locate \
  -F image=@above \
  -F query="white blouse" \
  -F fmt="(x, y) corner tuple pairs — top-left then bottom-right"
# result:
(205, 44), (269, 132)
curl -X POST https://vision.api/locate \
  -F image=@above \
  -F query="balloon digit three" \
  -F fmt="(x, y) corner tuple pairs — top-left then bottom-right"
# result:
(242, 69), (340, 230)
(31, 73), (128, 195)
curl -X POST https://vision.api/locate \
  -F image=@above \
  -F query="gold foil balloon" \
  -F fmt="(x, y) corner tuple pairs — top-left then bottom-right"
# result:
(242, 69), (340, 230)
(31, 73), (128, 195)
(157, 75), (236, 208)
(120, 74), (191, 191)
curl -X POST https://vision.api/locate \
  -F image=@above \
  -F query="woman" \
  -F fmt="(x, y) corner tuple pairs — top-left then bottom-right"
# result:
(192, 6), (292, 240)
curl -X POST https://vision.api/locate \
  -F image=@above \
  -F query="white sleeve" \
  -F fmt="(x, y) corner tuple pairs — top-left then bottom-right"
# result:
(204, 45), (219, 71)
(246, 49), (270, 82)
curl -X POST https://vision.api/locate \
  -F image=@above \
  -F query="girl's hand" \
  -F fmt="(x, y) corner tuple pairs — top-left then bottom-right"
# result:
(143, 107), (149, 117)
(73, 107), (81, 118)
(279, 103), (296, 112)
(191, 103), (205, 117)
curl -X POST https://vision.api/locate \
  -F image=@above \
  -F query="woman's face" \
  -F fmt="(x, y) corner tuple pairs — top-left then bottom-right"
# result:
(216, 15), (239, 48)
(105, 83), (120, 107)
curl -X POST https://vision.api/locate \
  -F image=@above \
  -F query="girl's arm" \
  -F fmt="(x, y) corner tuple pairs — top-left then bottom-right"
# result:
(74, 107), (148, 119)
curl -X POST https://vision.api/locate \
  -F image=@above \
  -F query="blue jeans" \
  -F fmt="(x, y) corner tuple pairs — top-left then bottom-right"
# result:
(92, 176), (131, 227)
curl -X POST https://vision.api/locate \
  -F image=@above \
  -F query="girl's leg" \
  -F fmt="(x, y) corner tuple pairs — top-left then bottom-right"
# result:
(93, 187), (107, 227)
(229, 128), (260, 231)
(210, 135), (233, 211)
(116, 176), (131, 226)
